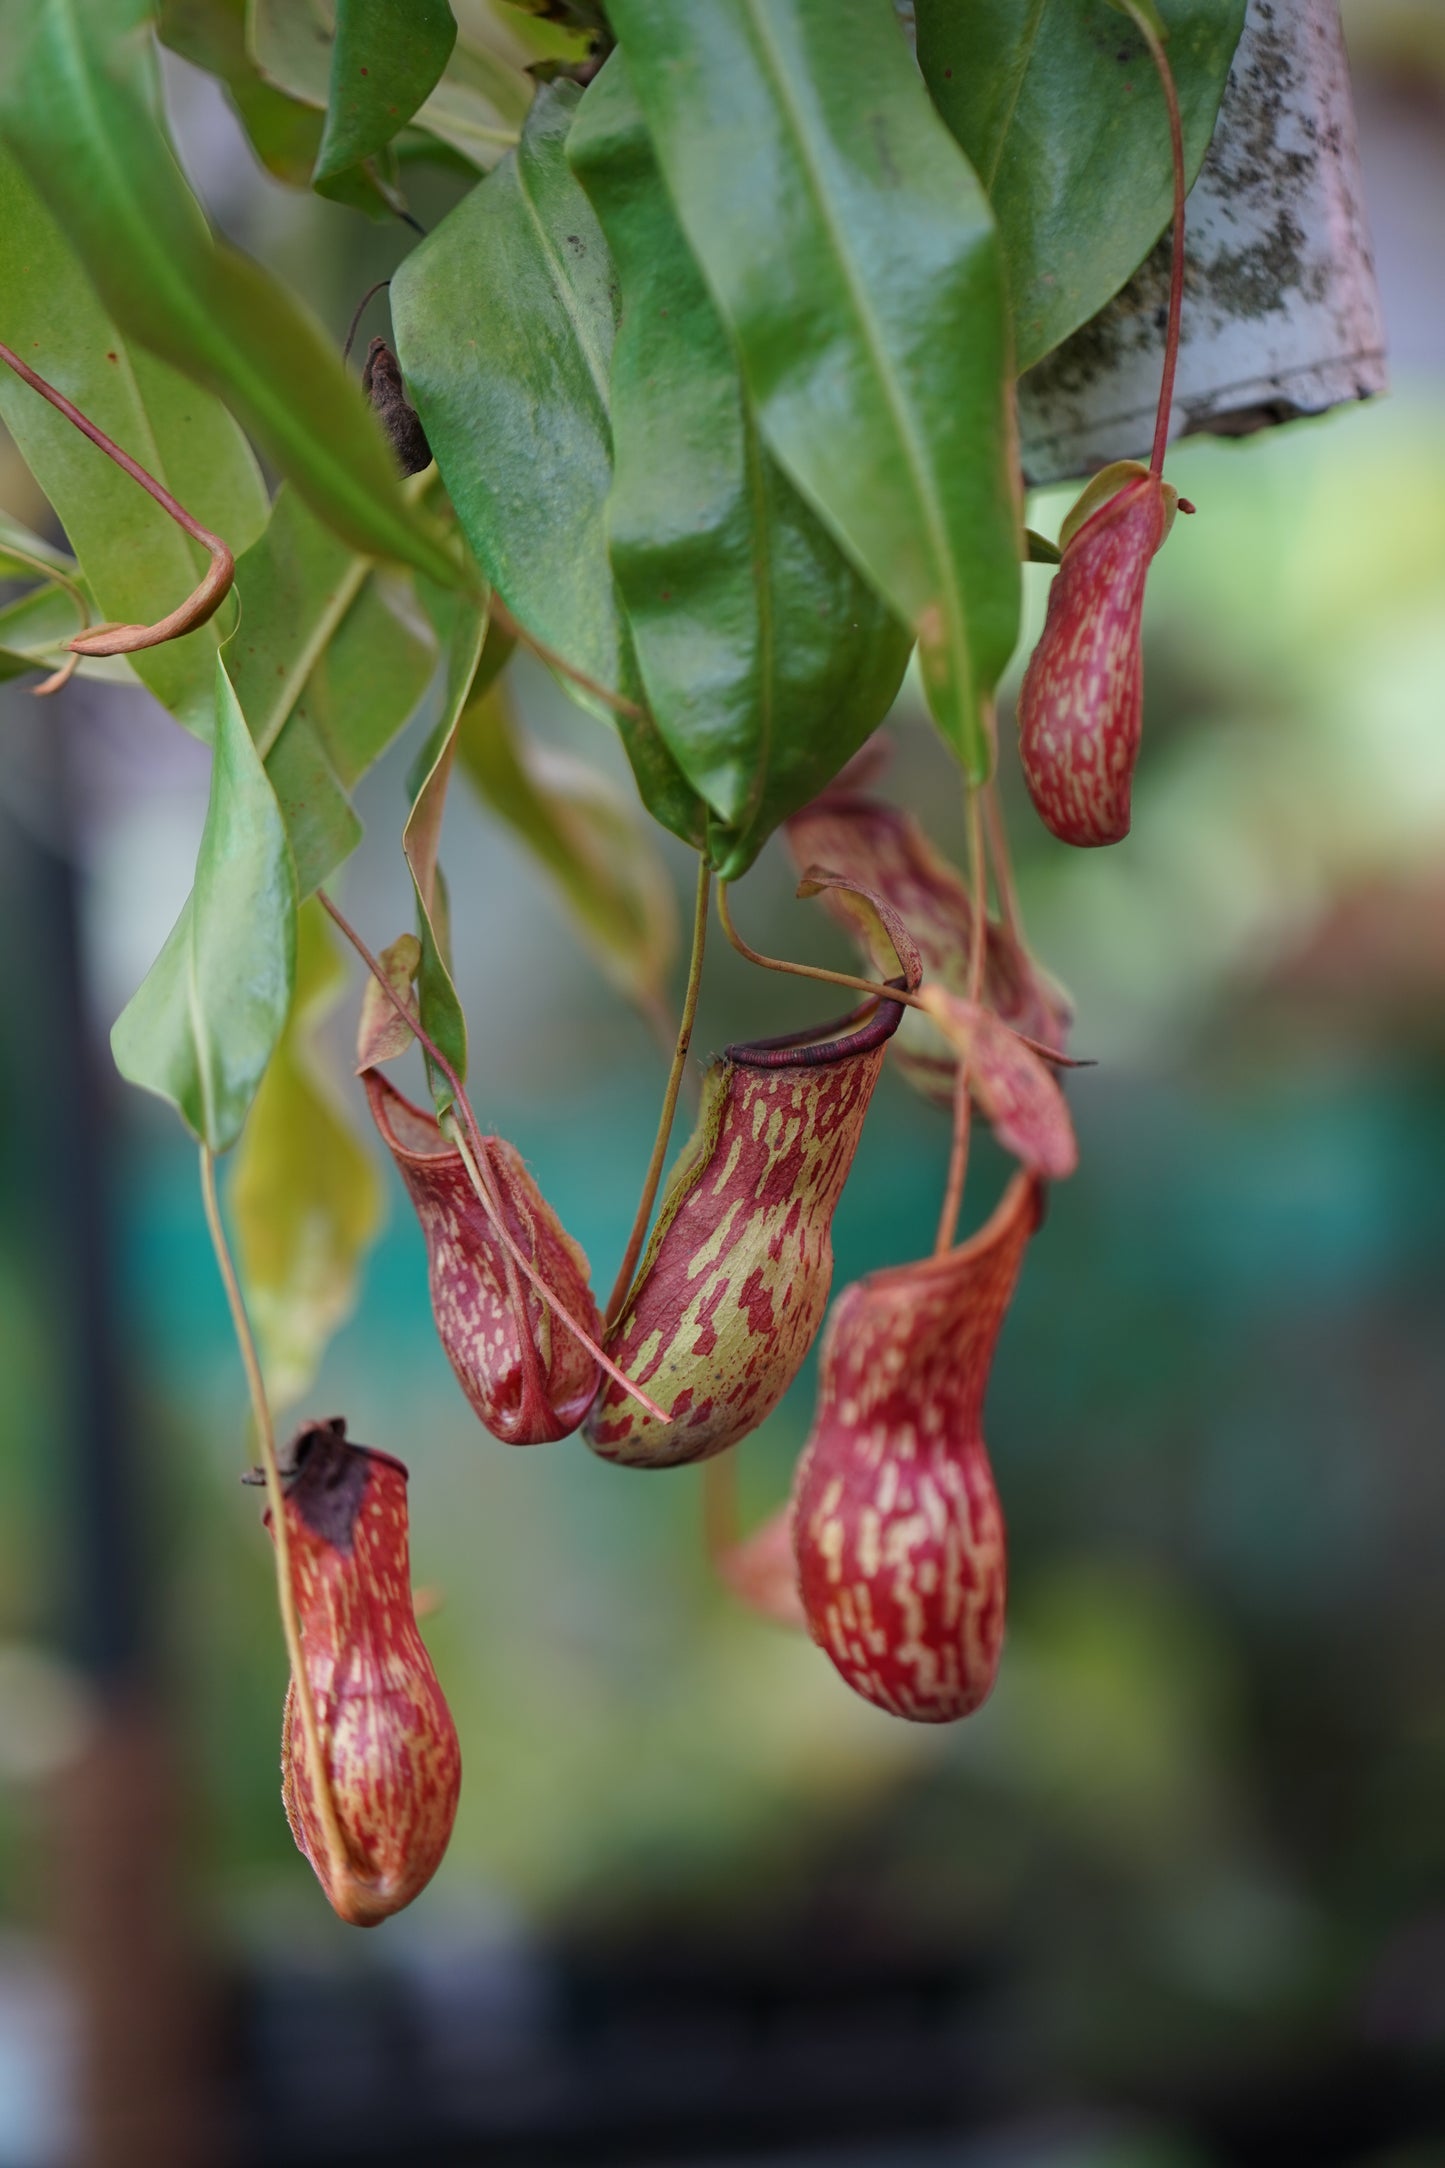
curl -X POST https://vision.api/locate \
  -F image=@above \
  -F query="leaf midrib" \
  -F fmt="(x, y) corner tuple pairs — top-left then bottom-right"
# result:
(737, 0), (973, 726)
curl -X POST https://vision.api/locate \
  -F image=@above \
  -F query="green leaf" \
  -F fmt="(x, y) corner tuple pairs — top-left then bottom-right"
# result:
(314, 0), (456, 197)
(567, 53), (909, 880)
(0, 508), (77, 578)
(158, 0), (324, 186)
(402, 596), (488, 1108)
(456, 674), (678, 1024)
(915, 0), (1245, 374)
(230, 897), (383, 1410)
(0, 145), (268, 737)
(0, 0), (467, 590)
(390, 81), (705, 847)
(228, 483), (438, 895)
(608, 0), (1020, 783)
(112, 658), (297, 1150)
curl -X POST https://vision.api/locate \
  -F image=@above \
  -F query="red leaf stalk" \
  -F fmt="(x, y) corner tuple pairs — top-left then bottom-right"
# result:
(266, 1419), (461, 1926)
(794, 1172), (1042, 1722)
(0, 338), (234, 654)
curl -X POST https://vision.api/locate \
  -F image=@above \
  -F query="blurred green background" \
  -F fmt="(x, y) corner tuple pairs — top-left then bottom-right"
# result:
(1, 12), (1444, 2167)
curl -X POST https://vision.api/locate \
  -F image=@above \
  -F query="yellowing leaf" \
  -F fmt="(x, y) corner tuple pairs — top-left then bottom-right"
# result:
(231, 898), (384, 1410)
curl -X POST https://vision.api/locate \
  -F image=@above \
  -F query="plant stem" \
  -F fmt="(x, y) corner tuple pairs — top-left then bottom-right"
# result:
(983, 778), (1022, 944)
(316, 887), (666, 1421)
(198, 1146), (356, 1901)
(1115, 5), (1188, 478)
(716, 880), (930, 1015)
(934, 787), (988, 1255)
(605, 859), (711, 1328)
(0, 340), (234, 653)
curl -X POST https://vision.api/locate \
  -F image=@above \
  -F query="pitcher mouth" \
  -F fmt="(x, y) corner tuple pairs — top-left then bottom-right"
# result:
(726, 976), (910, 1070)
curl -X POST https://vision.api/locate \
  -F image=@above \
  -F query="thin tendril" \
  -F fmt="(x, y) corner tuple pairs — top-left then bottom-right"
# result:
(1114, 4), (1188, 477)
(983, 778), (1023, 944)
(316, 888), (667, 1421)
(199, 1146), (356, 1903)
(0, 340), (234, 653)
(342, 278), (393, 365)
(716, 880), (930, 1015)
(605, 860), (711, 1327)
(934, 787), (988, 1256)
(489, 597), (644, 721)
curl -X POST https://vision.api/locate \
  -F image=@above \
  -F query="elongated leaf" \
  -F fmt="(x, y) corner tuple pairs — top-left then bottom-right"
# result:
(159, 0), (324, 186)
(230, 899), (383, 1407)
(0, 146), (268, 737)
(609, 0), (1020, 783)
(456, 676), (678, 1020)
(112, 659), (297, 1150)
(314, 0), (456, 196)
(228, 484), (438, 895)
(0, 0), (465, 589)
(391, 83), (704, 847)
(917, 0), (1244, 374)
(403, 598), (489, 1106)
(567, 54), (909, 879)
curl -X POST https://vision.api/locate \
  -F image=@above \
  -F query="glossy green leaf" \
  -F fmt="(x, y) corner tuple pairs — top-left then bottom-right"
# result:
(402, 597), (489, 1108)
(391, 82), (704, 848)
(228, 483), (438, 895)
(915, 0), (1245, 373)
(314, 0), (456, 197)
(567, 53), (910, 881)
(159, 0), (324, 186)
(112, 659), (297, 1151)
(0, 146), (268, 737)
(609, 0), (1020, 783)
(0, 0), (466, 590)
(456, 675), (678, 1022)
(230, 897), (383, 1409)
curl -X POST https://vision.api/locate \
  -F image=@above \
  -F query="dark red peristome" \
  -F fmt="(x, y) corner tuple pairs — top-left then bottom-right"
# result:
(1017, 473), (1171, 849)
(586, 989), (912, 1471)
(793, 1173), (1042, 1723)
(364, 1069), (600, 1445)
(267, 1419), (461, 1926)
(785, 790), (1071, 1108)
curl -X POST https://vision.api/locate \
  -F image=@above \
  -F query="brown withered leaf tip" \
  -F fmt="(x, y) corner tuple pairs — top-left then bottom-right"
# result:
(361, 338), (433, 478)
(1017, 473), (1173, 849)
(785, 789), (1072, 1109)
(793, 1172), (1042, 1724)
(365, 1070), (601, 1445)
(269, 1419), (461, 1926)
(586, 986), (915, 1472)
(917, 990), (1078, 1181)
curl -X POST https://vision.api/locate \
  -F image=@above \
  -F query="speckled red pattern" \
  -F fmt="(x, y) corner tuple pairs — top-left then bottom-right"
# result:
(1017, 474), (1170, 848)
(793, 1173), (1042, 1723)
(785, 790), (1071, 1106)
(364, 1069), (600, 1445)
(269, 1421), (460, 1926)
(585, 1031), (892, 1470)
